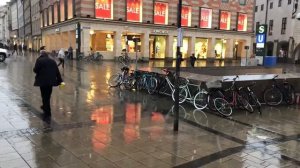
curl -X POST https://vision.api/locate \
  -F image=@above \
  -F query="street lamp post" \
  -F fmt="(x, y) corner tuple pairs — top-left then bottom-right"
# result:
(174, 0), (182, 132)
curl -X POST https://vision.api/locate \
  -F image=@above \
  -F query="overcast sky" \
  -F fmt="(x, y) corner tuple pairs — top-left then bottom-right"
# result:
(0, 0), (10, 6)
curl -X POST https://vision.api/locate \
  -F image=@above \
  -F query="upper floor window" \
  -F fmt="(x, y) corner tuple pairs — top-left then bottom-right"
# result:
(239, 0), (246, 5)
(67, 0), (73, 19)
(269, 20), (273, 35)
(154, 2), (168, 25)
(270, 2), (273, 9)
(199, 8), (212, 28)
(237, 13), (247, 31)
(281, 17), (287, 34)
(181, 6), (192, 27)
(53, 2), (58, 24)
(255, 6), (258, 12)
(278, 0), (282, 7)
(127, 0), (142, 22)
(48, 5), (53, 25)
(222, 0), (229, 2)
(261, 4), (264, 11)
(60, 0), (65, 22)
(288, 0), (292, 5)
(219, 11), (231, 30)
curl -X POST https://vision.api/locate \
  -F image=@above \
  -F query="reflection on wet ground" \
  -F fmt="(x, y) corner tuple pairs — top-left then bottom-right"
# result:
(0, 53), (300, 167)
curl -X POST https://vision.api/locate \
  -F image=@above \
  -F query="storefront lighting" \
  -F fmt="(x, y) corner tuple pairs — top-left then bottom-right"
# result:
(13, 35), (17, 38)
(107, 34), (111, 38)
(223, 39), (227, 43)
(235, 41), (238, 45)
(89, 30), (95, 35)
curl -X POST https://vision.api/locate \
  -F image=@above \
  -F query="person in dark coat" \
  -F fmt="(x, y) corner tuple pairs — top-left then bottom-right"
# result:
(190, 53), (196, 67)
(33, 46), (63, 122)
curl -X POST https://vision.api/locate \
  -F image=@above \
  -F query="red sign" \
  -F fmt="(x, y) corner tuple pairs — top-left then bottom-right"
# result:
(200, 8), (212, 28)
(238, 13), (247, 31)
(181, 6), (191, 27)
(154, 2), (168, 25)
(127, 0), (142, 22)
(95, 0), (112, 19)
(220, 11), (231, 30)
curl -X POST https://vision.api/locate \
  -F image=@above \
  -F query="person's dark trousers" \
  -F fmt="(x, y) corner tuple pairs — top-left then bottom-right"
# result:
(57, 58), (64, 68)
(40, 86), (53, 118)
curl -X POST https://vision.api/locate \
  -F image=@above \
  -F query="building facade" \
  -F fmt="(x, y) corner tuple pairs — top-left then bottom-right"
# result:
(9, 0), (18, 44)
(41, 0), (255, 60)
(17, 0), (24, 44)
(24, 0), (32, 49)
(31, 0), (41, 51)
(0, 5), (10, 44)
(255, 0), (299, 62)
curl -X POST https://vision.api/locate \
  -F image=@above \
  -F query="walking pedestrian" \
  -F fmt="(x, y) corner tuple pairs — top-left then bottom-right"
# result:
(33, 46), (63, 122)
(12, 44), (18, 55)
(68, 46), (73, 59)
(190, 53), (196, 67)
(57, 48), (65, 68)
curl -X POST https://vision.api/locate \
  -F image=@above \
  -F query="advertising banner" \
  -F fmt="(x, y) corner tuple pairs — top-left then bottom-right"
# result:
(181, 6), (191, 27)
(154, 2), (168, 25)
(219, 11), (231, 30)
(200, 8), (212, 28)
(237, 13), (247, 31)
(95, 0), (113, 19)
(127, 0), (142, 22)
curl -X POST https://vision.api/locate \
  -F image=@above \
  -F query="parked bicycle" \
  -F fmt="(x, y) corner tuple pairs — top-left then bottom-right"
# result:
(239, 82), (262, 113)
(263, 75), (295, 106)
(136, 72), (158, 94)
(156, 69), (188, 103)
(108, 66), (135, 89)
(213, 76), (254, 117)
(78, 51), (103, 62)
(118, 49), (130, 65)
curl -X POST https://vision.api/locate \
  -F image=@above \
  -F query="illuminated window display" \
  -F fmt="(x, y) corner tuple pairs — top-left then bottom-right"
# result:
(48, 6), (53, 25)
(127, 0), (142, 22)
(122, 34), (141, 52)
(95, 0), (113, 19)
(214, 39), (227, 59)
(60, 0), (65, 22)
(154, 2), (168, 25)
(181, 6), (191, 27)
(195, 38), (208, 59)
(219, 11), (231, 30)
(67, 0), (73, 19)
(54, 3), (58, 24)
(200, 8), (212, 28)
(173, 37), (189, 58)
(90, 31), (114, 52)
(149, 35), (166, 59)
(237, 13), (247, 31)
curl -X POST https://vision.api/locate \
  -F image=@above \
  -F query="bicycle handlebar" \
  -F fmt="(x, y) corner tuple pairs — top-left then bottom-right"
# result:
(272, 75), (279, 80)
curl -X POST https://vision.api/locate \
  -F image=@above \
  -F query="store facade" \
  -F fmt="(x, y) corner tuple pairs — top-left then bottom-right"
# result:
(41, 0), (254, 60)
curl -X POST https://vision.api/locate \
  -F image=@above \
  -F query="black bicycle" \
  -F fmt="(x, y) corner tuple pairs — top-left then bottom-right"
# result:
(240, 82), (262, 113)
(263, 75), (295, 106)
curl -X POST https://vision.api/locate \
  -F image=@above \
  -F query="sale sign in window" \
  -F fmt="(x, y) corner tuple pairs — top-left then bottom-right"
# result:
(95, 0), (113, 19)
(200, 8), (212, 28)
(181, 6), (191, 27)
(127, 0), (142, 22)
(154, 2), (168, 25)
(237, 13), (247, 31)
(219, 11), (231, 30)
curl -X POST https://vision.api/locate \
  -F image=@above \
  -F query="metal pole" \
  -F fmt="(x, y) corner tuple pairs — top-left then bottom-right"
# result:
(174, 0), (182, 132)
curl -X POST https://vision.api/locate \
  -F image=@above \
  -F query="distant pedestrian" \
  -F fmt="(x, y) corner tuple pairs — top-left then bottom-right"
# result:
(12, 44), (18, 55)
(68, 46), (73, 59)
(57, 48), (65, 68)
(33, 46), (63, 122)
(190, 53), (196, 67)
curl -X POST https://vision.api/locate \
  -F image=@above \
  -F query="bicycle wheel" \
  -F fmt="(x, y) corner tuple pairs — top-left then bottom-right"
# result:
(136, 77), (144, 91)
(172, 87), (188, 104)
(214, 98), (233, 117)
(193, 90), (208, 110)
(284, 85), (295, 105)
(147, 77), (158, 94)
(264, 87), (283, 106)
(249, 93), (262, 112)
(237, 94), (254, 113)
(208, 89), (223, 111)
(108, 74), (121, 87)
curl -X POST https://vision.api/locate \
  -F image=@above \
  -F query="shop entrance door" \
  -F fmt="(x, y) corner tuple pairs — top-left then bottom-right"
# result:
(149, 35), (166, 59)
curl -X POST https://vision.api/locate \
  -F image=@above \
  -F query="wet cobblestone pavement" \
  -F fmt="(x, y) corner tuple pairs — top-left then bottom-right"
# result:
(0, 53), (300, 167)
